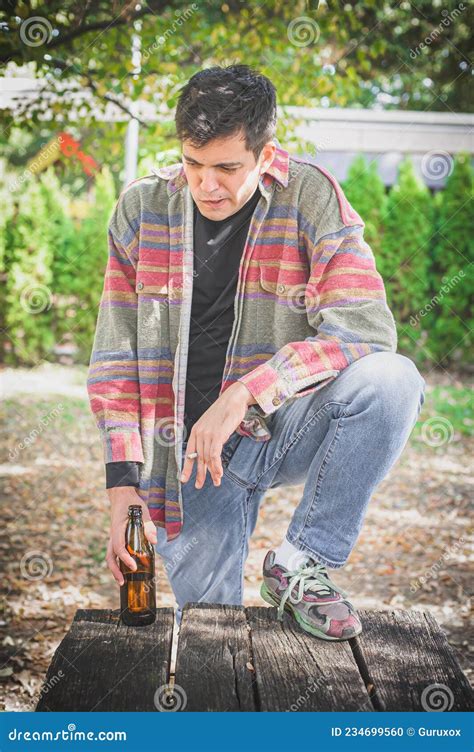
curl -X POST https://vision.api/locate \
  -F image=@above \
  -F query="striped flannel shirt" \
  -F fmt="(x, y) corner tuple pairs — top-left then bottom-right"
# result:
(87, 142), (397, 541)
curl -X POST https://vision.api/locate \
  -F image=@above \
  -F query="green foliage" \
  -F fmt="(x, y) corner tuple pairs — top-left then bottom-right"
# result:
(412, 385), (473, 439)
(428, 154), (473, 367)
(0, 0), (470, 143)
(0, 178), (14, 274)
(1, 167), (116, 365)
(0, 154), (471, 370)
(379, 159), (432, 358)
(3, 177), (55, 365)
(342, 155), (387, 257)
(61, 166), (116, 362)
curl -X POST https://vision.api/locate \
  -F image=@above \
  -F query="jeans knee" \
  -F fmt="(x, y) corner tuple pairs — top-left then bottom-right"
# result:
(350, 352), (425, 421)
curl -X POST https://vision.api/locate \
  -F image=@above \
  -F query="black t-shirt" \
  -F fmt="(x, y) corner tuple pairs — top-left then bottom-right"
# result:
(106, 185), (261, 488)
(184, 186), (261, 439)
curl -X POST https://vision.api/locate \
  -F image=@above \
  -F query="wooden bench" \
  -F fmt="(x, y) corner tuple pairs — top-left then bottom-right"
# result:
(35, 604), (473, 712)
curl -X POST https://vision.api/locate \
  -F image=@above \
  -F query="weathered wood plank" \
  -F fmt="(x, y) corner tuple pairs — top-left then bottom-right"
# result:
(35, 608), (175, 712)
(354, 609), (474, 711)
(174, 603), (257, 711)
(246, 606), (373, 712)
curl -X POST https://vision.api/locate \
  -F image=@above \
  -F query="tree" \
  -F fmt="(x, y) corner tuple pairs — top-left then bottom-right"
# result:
(61, 166), (116, 363)
(380, 159), (432, 359)
(3, 177), (55, 364)
(0, 0), (470, 141)
(429, 153), (473, 367)
(342, 154), (387, 259)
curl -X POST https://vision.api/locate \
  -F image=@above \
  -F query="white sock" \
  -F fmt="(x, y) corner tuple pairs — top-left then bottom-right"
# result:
(274, 537), (311, 570)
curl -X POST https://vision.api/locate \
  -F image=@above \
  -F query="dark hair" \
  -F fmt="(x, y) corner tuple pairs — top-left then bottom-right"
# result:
(175, 65), (277, 160)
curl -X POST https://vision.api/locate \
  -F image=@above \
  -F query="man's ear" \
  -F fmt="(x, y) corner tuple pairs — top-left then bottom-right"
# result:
(259, 141), (277, 174)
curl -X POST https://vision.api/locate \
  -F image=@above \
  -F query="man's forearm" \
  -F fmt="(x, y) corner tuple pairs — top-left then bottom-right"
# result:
(104, 385), (255, 491)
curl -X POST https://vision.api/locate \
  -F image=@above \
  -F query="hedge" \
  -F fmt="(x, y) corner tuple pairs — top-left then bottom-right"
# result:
(1, 154), (472, 369)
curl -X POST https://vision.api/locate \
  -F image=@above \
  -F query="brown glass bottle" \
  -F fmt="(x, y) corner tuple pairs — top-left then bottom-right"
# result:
(119, 505), (156, 626)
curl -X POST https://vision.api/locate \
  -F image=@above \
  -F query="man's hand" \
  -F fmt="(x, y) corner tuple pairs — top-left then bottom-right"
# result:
(106, 487), (157, 586)
(180, 382), (256, 490)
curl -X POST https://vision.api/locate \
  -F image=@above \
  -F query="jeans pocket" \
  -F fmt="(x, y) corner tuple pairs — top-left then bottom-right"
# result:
(221, 432), (242, 468)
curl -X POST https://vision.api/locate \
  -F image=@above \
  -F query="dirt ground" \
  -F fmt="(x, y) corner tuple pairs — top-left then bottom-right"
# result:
(1, 363), (472, 710)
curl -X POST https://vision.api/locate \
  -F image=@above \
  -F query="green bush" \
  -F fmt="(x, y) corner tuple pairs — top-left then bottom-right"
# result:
(380, 159), (432, 358)
(3, 177), (55, 365)
(428, 153), (473, 367)
(342, 154), (387, 259)
(40, 170), (82, 354)
(61, 167), (116, 363)
(1, 153), (472, 370)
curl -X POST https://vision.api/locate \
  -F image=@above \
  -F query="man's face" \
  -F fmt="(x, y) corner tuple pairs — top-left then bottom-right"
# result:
(181, 131), (276, 220)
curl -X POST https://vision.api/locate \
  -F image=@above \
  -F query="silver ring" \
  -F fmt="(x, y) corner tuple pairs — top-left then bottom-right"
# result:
(186, 451), (199, 459)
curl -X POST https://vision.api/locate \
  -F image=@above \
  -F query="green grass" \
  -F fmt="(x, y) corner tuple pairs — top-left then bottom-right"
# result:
(413, 385), (473, 438)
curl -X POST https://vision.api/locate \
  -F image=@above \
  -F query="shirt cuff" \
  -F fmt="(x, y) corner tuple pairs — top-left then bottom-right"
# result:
(237, 364), (292, 416)
(105, 461), (141, 489)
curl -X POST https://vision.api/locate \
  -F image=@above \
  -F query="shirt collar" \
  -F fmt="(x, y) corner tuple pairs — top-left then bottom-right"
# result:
(153, 139), (290, 197)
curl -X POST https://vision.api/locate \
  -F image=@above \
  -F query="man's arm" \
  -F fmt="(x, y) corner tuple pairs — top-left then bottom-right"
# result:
(237, 224), (397, 416)
(87, 197), (145, 484)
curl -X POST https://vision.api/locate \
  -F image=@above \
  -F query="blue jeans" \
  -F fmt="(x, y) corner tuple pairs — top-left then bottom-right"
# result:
(155, 352), (426, 625)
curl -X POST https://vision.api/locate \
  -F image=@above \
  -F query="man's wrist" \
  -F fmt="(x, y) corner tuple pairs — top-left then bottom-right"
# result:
(227, 381), (257, 407)
(107, 486), (138, 501)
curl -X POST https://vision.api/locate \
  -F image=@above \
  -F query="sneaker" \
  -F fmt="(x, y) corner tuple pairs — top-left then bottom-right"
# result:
(260, 550), (362, 641)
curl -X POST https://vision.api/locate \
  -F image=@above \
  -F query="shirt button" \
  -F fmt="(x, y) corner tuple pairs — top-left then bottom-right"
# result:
(137, 281), (144, 291)
(277, 284), (286, 294)
(272, 396), (281, 406)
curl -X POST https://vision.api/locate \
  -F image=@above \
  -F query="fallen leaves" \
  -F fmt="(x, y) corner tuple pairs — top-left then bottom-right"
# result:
(1, 365), (473, 710)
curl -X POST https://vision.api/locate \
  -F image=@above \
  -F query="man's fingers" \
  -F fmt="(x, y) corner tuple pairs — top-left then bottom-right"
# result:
(143, 519), (157, 545)
(180, 433), (226, 487)
(139, 503), (158, 544)
(106, 537), (125, 586)
(180, 440), (197, 482)
(115, 544), (138, 573)
(208, 437), (224, 485)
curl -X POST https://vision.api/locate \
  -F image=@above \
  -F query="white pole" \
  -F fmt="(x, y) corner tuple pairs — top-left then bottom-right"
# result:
(124, 117), (139, 186)
(123, 10), (142, 188)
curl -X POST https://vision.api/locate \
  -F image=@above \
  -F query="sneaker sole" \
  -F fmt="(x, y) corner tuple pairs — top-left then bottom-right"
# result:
(260, 582), (362, 641)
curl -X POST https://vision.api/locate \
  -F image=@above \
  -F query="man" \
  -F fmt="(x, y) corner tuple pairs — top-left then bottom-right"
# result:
(87, 65), (426, 641)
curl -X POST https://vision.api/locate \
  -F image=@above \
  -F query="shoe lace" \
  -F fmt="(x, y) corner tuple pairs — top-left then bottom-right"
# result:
(277, 561), (349, 621)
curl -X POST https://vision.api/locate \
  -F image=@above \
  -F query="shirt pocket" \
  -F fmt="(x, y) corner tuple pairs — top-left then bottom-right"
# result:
(135, 264), (172, 301)
(258, 261), (314, 313)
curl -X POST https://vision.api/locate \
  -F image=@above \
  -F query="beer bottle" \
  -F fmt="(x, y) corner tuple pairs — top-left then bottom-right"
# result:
(119, 505), (156, 626)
